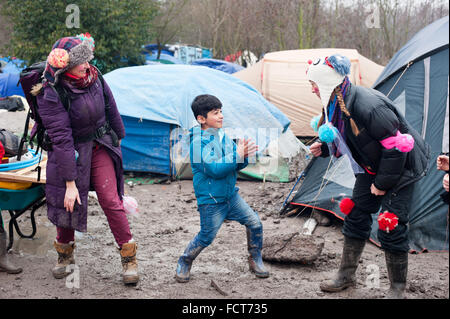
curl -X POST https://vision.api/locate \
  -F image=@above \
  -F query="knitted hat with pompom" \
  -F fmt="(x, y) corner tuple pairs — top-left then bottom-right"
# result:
(44, 32), (95, 85)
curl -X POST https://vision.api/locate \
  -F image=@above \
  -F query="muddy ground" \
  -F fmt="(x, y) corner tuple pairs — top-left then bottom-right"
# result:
(0, 109), (448, 300)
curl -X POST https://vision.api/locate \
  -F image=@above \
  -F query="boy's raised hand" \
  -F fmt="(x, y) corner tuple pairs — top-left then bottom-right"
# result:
(437, 155), (449, 171)
(237, 139), (259, 158)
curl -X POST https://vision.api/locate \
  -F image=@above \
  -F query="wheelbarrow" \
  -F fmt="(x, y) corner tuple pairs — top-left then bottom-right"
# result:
(0, 185), (46, 251)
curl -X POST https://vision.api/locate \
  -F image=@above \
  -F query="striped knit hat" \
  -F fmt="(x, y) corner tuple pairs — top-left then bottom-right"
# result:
(43, 33), (95, 85)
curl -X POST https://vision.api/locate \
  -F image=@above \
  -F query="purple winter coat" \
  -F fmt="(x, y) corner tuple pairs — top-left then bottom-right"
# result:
(37, 77), (126, 232)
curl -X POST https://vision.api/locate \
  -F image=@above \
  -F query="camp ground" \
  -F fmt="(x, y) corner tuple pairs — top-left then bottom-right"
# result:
(283, 16), (449, 253)
(104, 64), (310, 184)
(233, 48), (384, 137)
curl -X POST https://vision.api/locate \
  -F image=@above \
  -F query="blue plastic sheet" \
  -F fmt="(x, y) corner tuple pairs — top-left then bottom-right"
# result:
(105, 64), (290, 150)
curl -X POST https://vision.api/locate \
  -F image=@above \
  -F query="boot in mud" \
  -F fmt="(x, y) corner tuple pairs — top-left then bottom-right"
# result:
(120, 240), (139, 285)
(246, 227), (270, 278)
(52, 241), (75, 279)
(320, 236), (365, 292)
(0, 230), (22, 274)
(176, 235), (205, 283)
(384, 250), (408, 299)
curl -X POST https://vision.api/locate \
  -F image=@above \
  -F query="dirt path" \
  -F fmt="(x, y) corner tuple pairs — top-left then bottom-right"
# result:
(1, 110), (448, 299)
(1, 179), (448, 299)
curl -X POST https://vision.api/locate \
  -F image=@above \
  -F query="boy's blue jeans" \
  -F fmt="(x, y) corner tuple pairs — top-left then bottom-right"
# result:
(196, 191), (262, 247)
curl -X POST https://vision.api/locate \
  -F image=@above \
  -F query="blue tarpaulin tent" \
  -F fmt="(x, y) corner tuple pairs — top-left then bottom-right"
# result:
(0, 73), (24, 98)
(191, 59), (244, 74)
(104, 64), (290, 176)
(286, 16), (449, 252)
(0, 57), (26, 97)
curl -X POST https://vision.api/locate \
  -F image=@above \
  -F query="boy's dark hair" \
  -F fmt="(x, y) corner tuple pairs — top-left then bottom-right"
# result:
(191, 94), (222, 120)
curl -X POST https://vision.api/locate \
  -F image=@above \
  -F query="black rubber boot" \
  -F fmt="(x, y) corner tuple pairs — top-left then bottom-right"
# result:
(384, 250), (408, 299)
(175, 235), (205, 283)
(246, 227), (270, 278)
(0, 230), (22, 274)
(320, 236), (365, 292)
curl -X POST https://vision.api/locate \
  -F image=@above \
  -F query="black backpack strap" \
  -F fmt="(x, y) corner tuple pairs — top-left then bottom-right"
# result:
(17, 107), (32, 161)
(96, 70), (119, 147)
(50, 83), (71, 113)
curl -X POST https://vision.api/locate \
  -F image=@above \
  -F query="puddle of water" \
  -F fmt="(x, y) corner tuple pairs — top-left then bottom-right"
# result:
(11, 220), (56, 257)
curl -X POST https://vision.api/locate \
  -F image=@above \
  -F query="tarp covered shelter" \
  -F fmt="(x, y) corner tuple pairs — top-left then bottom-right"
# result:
(104, 64), (306, 180)
(0, 73), (24, 98)
(285, 16), (449, 252)
(0, 57), (25, 98)
(234, 49), (384, 136)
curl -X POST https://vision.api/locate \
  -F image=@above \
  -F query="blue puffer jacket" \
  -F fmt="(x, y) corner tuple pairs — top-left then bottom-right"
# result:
(189, 127), (248, 205)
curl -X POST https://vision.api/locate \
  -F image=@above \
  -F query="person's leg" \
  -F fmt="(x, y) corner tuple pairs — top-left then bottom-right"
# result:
(90, 146), (137, 284)
(176, 202), (227, 283)
(379, 184), (414, 299)
(56, 227), (75, 244)
(51, 227), (76, 279)
(321, 173), (382, 292)
(227, 192), (269, 278)
(90, 146), (132, 247)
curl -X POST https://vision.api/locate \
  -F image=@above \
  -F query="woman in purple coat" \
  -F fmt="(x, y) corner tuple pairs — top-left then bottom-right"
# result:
(32, 34), (139, 285)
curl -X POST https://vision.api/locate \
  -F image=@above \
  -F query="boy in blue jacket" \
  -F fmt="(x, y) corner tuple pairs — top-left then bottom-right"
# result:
(175, 94), (270, 282)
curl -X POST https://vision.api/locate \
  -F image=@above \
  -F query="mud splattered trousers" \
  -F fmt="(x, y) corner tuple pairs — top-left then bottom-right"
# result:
(195, 191), (262, 247)
(56, 146), (132, 248)
(342, 173), (415, 253)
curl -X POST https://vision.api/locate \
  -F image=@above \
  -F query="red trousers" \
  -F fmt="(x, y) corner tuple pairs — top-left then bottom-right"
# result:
(56, 146), (132, 248)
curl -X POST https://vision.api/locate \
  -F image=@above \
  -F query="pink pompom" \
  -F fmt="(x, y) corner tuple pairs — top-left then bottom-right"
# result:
(380, 131), (414, 153)
(339, 198), (355, 215)
(378, 211), (399, 233)
(396, 133), (414, 152)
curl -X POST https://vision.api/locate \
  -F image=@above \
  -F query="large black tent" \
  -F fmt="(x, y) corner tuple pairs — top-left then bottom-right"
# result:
(285, 16), (449, 253)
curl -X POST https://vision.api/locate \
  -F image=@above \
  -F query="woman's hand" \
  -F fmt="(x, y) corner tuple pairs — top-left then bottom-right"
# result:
(310, 142), (322, 157)
(443, 174), (449, 192)
(64, 181), (81, 213)
(371, 183), (386, 196)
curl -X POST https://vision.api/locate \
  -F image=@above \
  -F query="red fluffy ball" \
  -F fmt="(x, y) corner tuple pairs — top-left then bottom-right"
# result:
(378, 211), (399, 233)
(339, 198), (355, 215)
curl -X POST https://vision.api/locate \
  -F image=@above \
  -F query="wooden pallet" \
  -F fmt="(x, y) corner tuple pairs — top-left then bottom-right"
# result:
(0, 156), (47, 184)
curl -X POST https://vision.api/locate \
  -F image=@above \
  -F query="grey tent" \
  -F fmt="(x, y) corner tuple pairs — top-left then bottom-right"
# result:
(284, 16), (449, 253)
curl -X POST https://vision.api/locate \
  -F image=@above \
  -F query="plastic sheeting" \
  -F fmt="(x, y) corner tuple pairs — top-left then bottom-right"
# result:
(0, 73), (25, 98)
(191, 59), (244, 74)
(105, 64), (290, 148)
(104, 64), (292, 175)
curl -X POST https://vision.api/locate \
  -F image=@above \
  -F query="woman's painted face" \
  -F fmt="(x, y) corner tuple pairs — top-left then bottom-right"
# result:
(67, 61), (90, 78)
(310, 80), (320, 99)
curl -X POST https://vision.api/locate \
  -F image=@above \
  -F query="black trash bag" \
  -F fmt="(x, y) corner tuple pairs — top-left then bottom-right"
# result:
(0, 96), (25, 112)
(0, 129), (28, 157)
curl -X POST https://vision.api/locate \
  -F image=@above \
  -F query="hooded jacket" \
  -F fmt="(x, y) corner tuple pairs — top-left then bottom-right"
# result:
(189, 127), (248, 205)
(321, 84), (430, 192)
(36, 77), (125, 232)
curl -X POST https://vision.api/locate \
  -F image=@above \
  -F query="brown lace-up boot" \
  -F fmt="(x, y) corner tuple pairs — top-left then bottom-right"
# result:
(119, 241), (139, 285)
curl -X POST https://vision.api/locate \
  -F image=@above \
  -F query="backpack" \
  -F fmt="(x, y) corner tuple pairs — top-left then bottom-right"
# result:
(0, 128), (28, 157)
(18, 62), (118, 156)
(18, 62), (119, 180)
